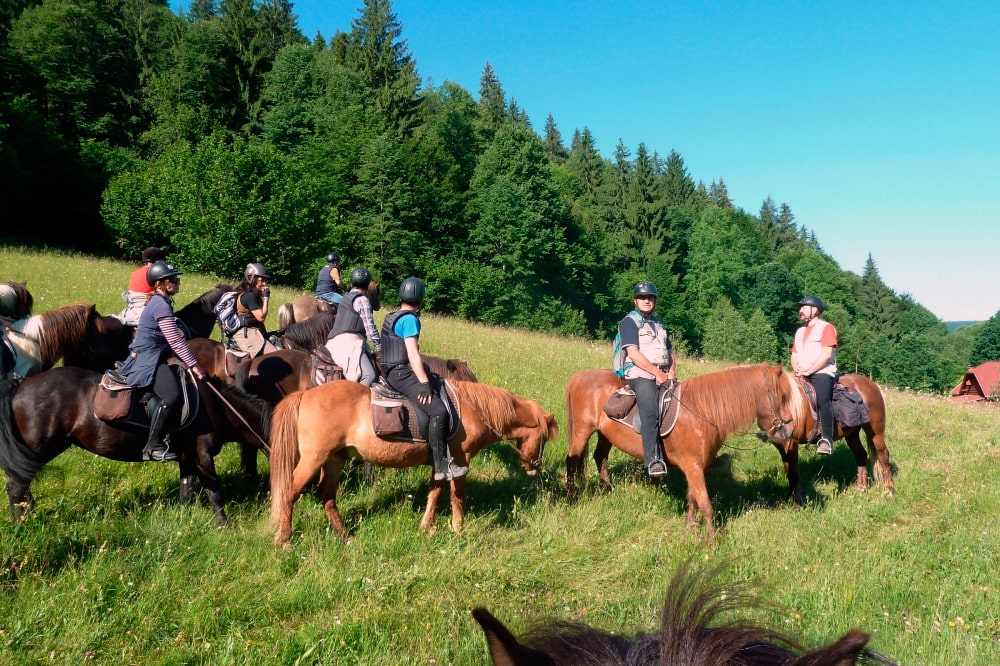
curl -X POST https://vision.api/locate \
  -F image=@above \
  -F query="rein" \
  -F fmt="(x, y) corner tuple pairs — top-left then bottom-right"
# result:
(197, 372), (271, 455)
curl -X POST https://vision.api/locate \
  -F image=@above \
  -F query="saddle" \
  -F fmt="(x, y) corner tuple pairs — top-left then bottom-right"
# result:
(603, 379), (681, 437)
(798, 378), (870, 437)
(368, 378), (460, 442)
(309, 346), (345, 386)
(93, 360), (200, 430)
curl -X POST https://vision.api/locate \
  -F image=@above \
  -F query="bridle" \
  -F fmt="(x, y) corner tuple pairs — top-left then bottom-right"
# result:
(762, 368), (794, 440)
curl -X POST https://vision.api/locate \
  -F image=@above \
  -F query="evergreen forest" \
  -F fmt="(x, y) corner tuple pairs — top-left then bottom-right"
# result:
(2, 0), (997, 393)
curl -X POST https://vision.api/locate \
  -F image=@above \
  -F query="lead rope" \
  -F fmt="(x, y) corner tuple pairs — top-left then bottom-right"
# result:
(195, 371), (271, 455)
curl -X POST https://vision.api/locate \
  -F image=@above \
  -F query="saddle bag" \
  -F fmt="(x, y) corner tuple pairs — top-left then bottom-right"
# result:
(370, 398), (406, 436)
(833, 385), (869, 427)
(94, 371), (135, 421)
(603, 386), (636, 419)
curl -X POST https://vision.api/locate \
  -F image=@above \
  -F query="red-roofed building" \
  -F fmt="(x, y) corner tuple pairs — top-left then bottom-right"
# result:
(950, 361), (1000, 406)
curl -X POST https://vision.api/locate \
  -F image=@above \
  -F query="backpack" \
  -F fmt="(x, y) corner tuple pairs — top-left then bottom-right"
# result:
(612, 311), (644, 378)
(213, 291), (241, 337)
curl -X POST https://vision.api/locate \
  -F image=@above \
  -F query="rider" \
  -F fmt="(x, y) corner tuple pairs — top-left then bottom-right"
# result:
(117, 246), (165, 325)
(619, 281), (676, 477)
(326, 266), (381, 386)
(316, 252), (344, 306)
(117, 261), (207, 462)
(230, 262), (277, 356)
(791, 295), (838, 455)
(380, 277), (466, 481)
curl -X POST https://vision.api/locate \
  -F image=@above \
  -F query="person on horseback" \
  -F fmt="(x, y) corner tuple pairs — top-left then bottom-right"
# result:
(326, 266), (381, 386)
(117, 261), (206, 462)
(316, 252), (344, 306)
(380, 277), (467, 481)
(619, 281), (676, 477)
(229, 263), (277, 356)
(791, 295), (838, 455)
(117, 246), (165, 326)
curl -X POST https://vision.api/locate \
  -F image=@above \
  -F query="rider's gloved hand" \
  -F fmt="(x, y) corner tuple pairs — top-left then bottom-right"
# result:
(417, 382), (431, 404)
(261, 287), (271, 298)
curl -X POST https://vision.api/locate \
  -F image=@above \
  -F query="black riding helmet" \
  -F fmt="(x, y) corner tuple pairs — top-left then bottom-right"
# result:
(399, 276), (425, 305)
(245, 262), (271, 282)
(327, 252), (341, 264)
(350, 267), (372, 289)
(141, 246), (165, 263)
(797, 295), (825, 313)
(146, 261), (182, 286)
(633, 281), (658, 298)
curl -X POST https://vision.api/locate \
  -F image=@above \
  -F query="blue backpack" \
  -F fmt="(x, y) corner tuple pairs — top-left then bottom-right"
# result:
(212, 291), (241, 337)
(612, 311), (644, 378)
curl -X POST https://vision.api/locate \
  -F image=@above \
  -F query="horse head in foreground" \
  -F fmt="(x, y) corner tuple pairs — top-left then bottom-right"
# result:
(268, 379), (558, 545)
(474, 562), (897, 665)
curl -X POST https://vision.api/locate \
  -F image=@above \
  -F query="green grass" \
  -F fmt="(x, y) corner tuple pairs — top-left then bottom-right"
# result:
(1, 246), (998, 664)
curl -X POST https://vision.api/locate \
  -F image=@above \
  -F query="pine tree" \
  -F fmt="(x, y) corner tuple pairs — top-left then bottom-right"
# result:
(662, 150), (694, 207)
(543, 113), (568, 164)
(709, 178), (732, 209)
(477, 61), (505, 141)
(859, 253), (900, 341)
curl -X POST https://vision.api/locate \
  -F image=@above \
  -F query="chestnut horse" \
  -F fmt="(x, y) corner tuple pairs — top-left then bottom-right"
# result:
(269, 380), (558, 544)
(0, 366), (271, 526)
(565, 365), (801, 539)
(777, 375), (894, 505)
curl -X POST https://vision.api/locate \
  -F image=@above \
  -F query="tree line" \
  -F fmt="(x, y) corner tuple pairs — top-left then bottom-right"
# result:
(1, 0), (997, 392)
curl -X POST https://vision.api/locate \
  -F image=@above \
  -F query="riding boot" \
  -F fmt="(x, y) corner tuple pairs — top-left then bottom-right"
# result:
(428, 415), (466, 481)
(628, 378), (666, 477)
(816, 402), (835, 455)
(143, 395), (179, 462)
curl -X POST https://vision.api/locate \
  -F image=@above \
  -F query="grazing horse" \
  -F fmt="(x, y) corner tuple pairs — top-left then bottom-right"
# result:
(564, 365), (801, 539)
(269, 380), (558, 544)
(474, 561), (897, 665)
(0, 366), (271, 526)
(775, 375), (894, 505)
(1, 303), (107, 378)
(0, 281), (33, 319)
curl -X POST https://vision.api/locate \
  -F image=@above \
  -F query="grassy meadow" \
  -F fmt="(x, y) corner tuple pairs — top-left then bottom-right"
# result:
(1, 246), (998, 665)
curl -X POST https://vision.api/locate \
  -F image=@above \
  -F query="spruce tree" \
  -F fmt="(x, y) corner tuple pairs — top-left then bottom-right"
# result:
(543, 113), (568, 164)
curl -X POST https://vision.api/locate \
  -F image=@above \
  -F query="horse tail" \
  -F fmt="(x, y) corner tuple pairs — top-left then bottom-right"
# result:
(277, 303), (294, 331)
(269, 390), (305, 528)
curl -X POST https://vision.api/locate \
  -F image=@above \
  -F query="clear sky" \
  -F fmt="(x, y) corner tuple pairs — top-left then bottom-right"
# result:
(289, 0), (998, 322)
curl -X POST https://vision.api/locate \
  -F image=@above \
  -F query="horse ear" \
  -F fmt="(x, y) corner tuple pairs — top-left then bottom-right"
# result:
(792, 629), (875, 666)
(472, 608), (556, 666)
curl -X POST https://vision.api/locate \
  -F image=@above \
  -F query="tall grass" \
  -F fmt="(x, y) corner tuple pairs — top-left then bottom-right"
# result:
(1, 246), (997, 664)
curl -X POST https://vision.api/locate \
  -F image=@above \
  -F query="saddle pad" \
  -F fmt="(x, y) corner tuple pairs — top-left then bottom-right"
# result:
(607, 381), (682, 438)
(369, 381), (460, 442)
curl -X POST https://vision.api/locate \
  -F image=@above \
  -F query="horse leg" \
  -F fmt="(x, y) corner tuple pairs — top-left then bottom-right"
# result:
(773, 441), (803, 507)
(449, 476), (467, 533)
(594, 434), (614, 490)
(565, 427), (594, 497)
(318, 455), (349, 541)
(864, 423), (895, 496)
(6, 477), (36, 520)
(421, 479), (446, 533)
(274, 451), (328, 546)
(842, 429), (869, 492)
(239, 441), (260, 487)
(678, 463), (715, 540)
(191, 440), (227, 527)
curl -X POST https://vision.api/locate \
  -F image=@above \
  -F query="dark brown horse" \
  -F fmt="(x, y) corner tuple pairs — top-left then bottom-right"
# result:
(269, 380), (558, 544)
(174, 283), (234, 339)
(0, 366), (271, 526)
(775, 375), (894, 505)
(474, 561), (897, 665)
(564, 365), (801, 539)
(2, 303), (107, 378)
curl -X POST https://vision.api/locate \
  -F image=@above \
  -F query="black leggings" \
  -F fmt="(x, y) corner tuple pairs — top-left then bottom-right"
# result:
(152, 363), (182, 411)
(807, 373), (835, 439)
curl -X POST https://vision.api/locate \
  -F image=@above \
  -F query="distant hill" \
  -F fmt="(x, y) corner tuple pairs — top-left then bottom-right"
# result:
(947, 321), (982, 332)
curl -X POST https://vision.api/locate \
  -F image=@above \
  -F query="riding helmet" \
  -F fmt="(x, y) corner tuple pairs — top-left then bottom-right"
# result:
(350, 267), (373, 289)
(146, 261), (182, 286)
(141, 246), (165, 263)
(399, 276), (425, 305)
(633, 281), (658, 298)
(245, 262), (271, 282)
(797, 295), (825, 313)
(327, 252), (341, 264)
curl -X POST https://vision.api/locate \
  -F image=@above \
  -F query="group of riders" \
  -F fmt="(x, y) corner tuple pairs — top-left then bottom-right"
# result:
(112, 248), (466, 480)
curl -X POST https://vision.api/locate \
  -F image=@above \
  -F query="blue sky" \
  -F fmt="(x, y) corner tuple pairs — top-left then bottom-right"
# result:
(289, 0), (998, 321)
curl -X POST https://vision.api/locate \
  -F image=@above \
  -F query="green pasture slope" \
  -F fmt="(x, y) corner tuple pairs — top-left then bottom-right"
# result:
(1, 246), (997, 665)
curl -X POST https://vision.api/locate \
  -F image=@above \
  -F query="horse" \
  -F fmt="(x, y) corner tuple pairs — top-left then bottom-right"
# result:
(173, 283), (234, 339)
(0, 281), (33, 319)
(1, 302), (107, 379)
(0, 366), (271, 526)
(564, 365), (800, 540)
(474, 560), (897, 665)
(777, 375), (894, 505)
(277, 311), (337, 352)
(268, 379), (558, 544)
(276, 294), (334, 331)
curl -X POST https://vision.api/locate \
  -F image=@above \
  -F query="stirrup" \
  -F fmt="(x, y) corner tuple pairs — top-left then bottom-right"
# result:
(143, 441), (179, 462)
(646, 459), (668, 477)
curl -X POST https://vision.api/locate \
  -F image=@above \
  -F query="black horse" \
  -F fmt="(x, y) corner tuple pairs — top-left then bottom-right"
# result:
(0, 365), (270, 526)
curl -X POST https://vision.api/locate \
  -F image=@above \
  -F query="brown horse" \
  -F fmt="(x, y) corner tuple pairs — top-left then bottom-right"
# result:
(269, 380), (558, 544)
(276, 295), (335, 331)
(474, 560), (897, 665)
(777, 375), (894, 505)
(2, 302), (107, 378)
(565, 365), (801, 539)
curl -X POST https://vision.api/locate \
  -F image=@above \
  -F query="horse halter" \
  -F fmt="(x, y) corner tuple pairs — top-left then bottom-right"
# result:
(763, 368), (794, 441)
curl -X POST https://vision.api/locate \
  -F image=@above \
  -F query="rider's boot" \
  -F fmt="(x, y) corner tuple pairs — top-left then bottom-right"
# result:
(428, 415), (466, 481)
(816, 402), (835, 455)
(143, 395), (179, 462)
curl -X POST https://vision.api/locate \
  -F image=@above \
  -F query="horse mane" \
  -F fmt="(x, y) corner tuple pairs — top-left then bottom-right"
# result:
(28, 303), (102, 366)
(0, 281), (33, 318)
(282, 311), (337, 351)
(426, 355), (478, 382)
(453, 381), (518, 434)
(175, 284), (233, 338)
(782, 369), (808, 427)
(475, 560), (897, 665)
(680, 364), (783, 441)
(181, 283), (234, 312)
